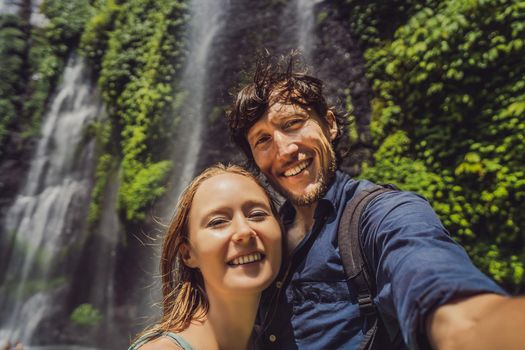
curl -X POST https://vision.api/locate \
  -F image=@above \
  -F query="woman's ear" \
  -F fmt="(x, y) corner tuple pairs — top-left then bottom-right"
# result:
(180, 243), (198, 268)
(326, 110), (338, 141)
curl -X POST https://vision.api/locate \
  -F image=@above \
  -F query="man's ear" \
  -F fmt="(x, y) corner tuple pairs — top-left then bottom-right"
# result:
(326, 110), (338, 141)
(180, 243), (198, 268)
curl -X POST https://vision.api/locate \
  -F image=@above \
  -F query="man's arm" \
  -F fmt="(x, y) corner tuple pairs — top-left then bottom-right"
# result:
(427, 293), (525, 350)
(361, 190), (512, 349)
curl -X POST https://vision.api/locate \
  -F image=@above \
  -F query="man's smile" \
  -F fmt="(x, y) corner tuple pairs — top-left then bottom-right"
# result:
(283, 158), (312, 177)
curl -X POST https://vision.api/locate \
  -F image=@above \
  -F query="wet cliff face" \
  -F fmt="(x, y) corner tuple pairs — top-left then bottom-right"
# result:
(0, 139), (35, 209)
(119, 1), (375, 348)
(0, 57), (102, 346)
(196, 0), (373, 176)
(0, 0), (67, 218)
(0, 1), (375, 348)
(2, 1), (523, 347)
(0, 0), (35, 214)
(195, 0), (297, 172)
(313, 1), (374, 176)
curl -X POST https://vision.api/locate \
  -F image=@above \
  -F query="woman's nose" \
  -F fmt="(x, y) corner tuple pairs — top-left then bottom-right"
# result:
(231, 218), (256, 244)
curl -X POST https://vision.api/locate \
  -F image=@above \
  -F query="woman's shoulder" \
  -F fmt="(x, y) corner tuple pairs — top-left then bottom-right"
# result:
(129, 332), (193, 350)
(137, 336), (184, 350)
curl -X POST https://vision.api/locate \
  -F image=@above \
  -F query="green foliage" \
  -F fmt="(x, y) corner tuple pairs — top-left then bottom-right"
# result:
(21, 30), (63, 137)
(22, 0), (94, 133)
(88, 151), (114, 224)
(41, 0), (94, 49)
(356, 0), (525, 290)
(18, 277), (67, 300)
(0, 0), (95, 152)
(0, 14), (27, 150)
(70, 303), (103, 327)
(316, 10), (328, 25)
(86, 118), (114, 225)
(80, 0), (121, 69)
(344, 0), (441, 48)
(88, 0), (188, 221)
(0, 0), (188, 223)
(119, 159), (172, 221)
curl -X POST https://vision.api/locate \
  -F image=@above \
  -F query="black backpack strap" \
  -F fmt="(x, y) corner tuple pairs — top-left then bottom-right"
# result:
(338, 185), (395, 350)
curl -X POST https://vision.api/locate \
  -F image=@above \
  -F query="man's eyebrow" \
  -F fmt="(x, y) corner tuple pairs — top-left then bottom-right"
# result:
(247, 127), (264, 144)
(280, 106), (310, 118)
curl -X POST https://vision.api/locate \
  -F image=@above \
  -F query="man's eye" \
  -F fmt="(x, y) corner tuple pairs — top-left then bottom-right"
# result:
(284, 118), (303, 129)
(255, 135), (270, 147)
(207, 217), (228, 227)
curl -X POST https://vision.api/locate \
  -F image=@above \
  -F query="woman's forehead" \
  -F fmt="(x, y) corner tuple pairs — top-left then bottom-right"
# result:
(193, 172), (269, 208)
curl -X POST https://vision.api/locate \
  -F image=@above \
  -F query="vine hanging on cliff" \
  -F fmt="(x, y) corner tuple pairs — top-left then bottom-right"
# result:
(82, 0), (189, 222)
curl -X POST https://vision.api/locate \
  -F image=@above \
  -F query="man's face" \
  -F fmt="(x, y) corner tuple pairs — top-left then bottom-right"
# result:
(246, 101), (338, 206)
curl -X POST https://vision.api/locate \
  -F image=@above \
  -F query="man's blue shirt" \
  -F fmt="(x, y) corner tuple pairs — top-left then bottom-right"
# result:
(258, 171), (505, 349)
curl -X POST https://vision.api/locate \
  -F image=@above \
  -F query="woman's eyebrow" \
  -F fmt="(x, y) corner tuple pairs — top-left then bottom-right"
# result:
(199, 207), (231, 225)
(242, 199), (271, 212)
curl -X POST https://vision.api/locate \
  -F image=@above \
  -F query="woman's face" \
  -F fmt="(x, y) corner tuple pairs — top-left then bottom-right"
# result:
(184, 172), (281, 296)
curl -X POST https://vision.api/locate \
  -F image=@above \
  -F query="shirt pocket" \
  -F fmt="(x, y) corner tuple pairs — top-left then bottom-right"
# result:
(289, 279), (356, 305)
(287, 280), (363, 344)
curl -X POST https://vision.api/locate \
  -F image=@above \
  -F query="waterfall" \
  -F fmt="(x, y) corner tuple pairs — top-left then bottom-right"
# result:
(0, 1), (366, 348)
(0, 56), (103, 346)
(0, 0), (47, 26)
(29, 0), (48, 27)
(129, 0), (230, 337)
(168, 0), (228, 200)
(295, 0), (321, 64)
(276, 0), (320, 64)
(0, 0), (19, 15)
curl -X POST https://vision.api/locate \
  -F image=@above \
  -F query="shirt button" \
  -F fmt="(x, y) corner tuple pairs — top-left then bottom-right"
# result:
(269, 334), (277, 342)
(275, 281), (283, 288)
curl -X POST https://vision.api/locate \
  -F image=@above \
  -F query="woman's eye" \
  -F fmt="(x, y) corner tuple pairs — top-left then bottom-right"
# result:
(207, 217), (228, 227)
(249, 210), (269, 221)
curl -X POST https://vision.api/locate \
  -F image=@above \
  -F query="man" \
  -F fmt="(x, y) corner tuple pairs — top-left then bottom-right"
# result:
(226, 56), (524, 349)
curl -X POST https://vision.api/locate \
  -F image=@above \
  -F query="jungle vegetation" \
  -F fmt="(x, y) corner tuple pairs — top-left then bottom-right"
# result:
(1, 0), (523, 292)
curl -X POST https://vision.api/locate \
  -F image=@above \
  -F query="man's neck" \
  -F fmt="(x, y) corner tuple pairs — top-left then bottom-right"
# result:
(287, 202), (318, 253)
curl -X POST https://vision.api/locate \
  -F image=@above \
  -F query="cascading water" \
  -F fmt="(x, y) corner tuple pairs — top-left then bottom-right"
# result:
(295, 0), (322, 64)
(29, 0), (48, 27)
(0, 56), (103, 346)
(275, 0), (320, 65)
(0, 1), (371, 348)
(0, 0), (19, 15)
(168, 0), (228, 200)
(127, 0), (230, 339)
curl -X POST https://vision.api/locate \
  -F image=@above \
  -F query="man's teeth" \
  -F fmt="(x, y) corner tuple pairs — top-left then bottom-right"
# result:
(284, 160), (310, 177)
(229, 252), (262, 266)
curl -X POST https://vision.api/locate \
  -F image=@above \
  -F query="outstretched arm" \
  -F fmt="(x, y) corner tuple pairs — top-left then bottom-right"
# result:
(427, 293), (525, 350)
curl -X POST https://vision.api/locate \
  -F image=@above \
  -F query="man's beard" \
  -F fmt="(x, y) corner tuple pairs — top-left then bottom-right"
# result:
(269, 148), (337, 207)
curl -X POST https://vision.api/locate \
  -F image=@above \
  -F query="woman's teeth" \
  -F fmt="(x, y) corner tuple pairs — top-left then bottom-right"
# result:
(228, 252), (263, 266)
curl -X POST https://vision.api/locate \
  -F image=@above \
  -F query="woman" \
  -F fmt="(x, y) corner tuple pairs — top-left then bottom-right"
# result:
(129, 164), (282, 350)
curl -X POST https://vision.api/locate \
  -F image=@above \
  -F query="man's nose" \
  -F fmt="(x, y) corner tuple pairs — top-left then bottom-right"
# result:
(274, 131), (298, 159)
(231, 217), (256, 244)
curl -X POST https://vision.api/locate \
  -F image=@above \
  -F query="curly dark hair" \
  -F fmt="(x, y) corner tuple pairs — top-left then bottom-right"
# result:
(226, 52), (348, 168)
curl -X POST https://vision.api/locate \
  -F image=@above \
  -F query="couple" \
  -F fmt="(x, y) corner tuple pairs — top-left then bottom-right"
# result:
(130, 57), (523, 350)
